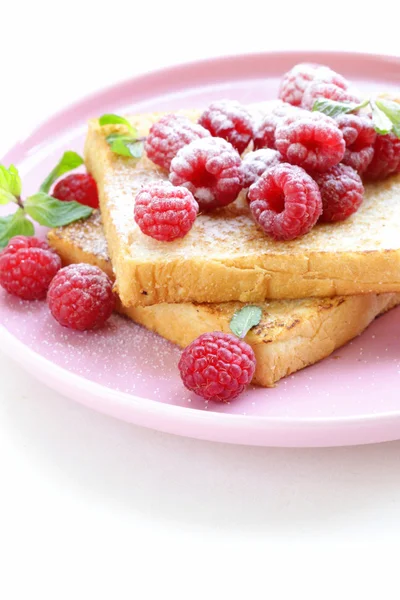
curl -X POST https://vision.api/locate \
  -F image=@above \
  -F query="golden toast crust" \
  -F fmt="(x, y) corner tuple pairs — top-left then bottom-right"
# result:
(48, 213), (400, 387)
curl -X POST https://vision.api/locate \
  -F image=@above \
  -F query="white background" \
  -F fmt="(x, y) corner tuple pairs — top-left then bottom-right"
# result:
(1, 1), (400, 597)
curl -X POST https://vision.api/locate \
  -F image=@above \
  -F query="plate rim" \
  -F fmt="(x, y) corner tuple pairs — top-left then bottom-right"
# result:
(2, 49), (400, 447)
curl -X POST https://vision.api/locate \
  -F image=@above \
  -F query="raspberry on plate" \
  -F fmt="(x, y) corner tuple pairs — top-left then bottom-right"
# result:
(335, 114), (376, 174)
(279, 63), (348, 107)
(247, 163), (322, 241)
(169, 137), (243, 210)
(52, 173), (99, 209)
(312, 164), (364, 223)
(0, 236), (61, 300)
(178, 331), (256, 402)
(241, 149), (283, 188)
(47, 264), (115, 331)
(198, 100), (254, 154)
(145, 114), (210, 171)
(275, 112), (346, 172)
(301, 80), (360, 110)
(253, 103), (305, 150)
(134, 182), (198, 242)
(363, 132), (400, 181)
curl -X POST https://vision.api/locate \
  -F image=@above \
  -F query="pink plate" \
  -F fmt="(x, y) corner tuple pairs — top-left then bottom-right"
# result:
(1, 51), (400, 447)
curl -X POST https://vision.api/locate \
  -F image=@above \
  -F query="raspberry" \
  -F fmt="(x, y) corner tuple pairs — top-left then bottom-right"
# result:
(241, 149), (283, 188)
(134, 182), (198, 241)
(279, 63), (349, 107)
(178, 332), (256, 402)
(275, 112), (345, 172)
(0, 236), (61, 300)
(145, 114), (210, 171)
(169, 137), (243, 210)
(52, 173), (99, 209)
(312, 164), (364, 222)
(47, 264), (115, 331)
(253, 103), (305, 150)
(363, 132), (400, 181)
(247, 163), (322, 241)
(301, 81), (360, 111)
(335, 114), (376, 174)
(198, 100), (254, 154)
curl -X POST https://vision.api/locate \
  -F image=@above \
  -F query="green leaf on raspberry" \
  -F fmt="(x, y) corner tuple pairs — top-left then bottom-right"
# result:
(370, 101), (393, 135)
(99, 114), (137, 136)
(39, 151), (84, 194)
(229, 305), (262, 339)
(375, 98), (400, 139)
(24, 192), (92, 228)
(0, 209), (34, 248)
(312, 98), (369, 118)
(105, 133), (144, 159)
(0, 164), (22, 205)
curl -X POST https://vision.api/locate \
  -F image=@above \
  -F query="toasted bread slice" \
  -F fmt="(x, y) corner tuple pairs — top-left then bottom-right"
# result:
(48, 213), (400, 387)
(84, 106), (400, 308)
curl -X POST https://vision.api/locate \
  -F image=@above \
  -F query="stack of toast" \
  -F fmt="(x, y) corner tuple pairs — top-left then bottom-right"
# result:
(47, 106), (400, 387)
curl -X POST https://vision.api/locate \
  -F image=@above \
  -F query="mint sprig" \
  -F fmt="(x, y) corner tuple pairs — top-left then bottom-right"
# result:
(0, 153), (93, 247)
(313, 96), (400, 139)
(230, 305), (262, 339)
(99, 113), (144, 159)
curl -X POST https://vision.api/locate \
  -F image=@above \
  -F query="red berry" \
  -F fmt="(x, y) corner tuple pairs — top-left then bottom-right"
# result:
(198, 100), (254, 154)
(48, 264), (115, 331)
(145, 114), (210, 171)
(241, 149), (283, 188)
(248, 163), (322, 241)
(0, 236), (61, 300)
(275, 112), (345, 172)
(52, 173), (99, 209)
(253, 103), (305, 150)
(178, 331), (256, 402)
(301, 81), (360, 110)
(134, 182), (198, 242)
(279, 63), (349, 107)
(335, 114), (376, 174)
(169, 137), (243, 210)
(312, 164), (364, 223)
(363, 132), (400, 181)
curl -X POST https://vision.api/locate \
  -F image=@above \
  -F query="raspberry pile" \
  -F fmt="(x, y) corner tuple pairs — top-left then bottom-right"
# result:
(0, 236), (61, 300)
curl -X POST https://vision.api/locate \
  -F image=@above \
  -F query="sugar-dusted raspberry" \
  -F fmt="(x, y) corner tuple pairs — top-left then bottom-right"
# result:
(198, 100), (254, 154)
(335, 114), (376, 174)
(145, 114), (210, 171)
(275, 112), (346, 172)
(134, 182), (198, 242)
(241, 149), (283, 188)
(248, 163), (322, 241)
(312, 164), (364, 222)
(253, 103), (305, 150)
(178, 331), (256, 402)
(363, 132), (400, 181)
(48, 264), (115, 331)
(302, 80), (360, 110)
(52, 173), (99, 209)
(279, 63), (349, 107)
(0, 236), (61, 300)
(169, 137), (243, 210)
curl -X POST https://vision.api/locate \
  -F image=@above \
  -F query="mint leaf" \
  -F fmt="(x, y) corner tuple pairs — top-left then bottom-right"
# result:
(370, 101), (393, 135)
(375, 98), (400, 139)
(106, 133), (144, 159)
(0, 164), (22, 204)
(0, 209), (34, 248)
(40, 151), (84, 194)
(230, 305), (262, 339)
(24, 192), (92, 227)
(312, 98), (369, 118)
(99, 114), (137, 136)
